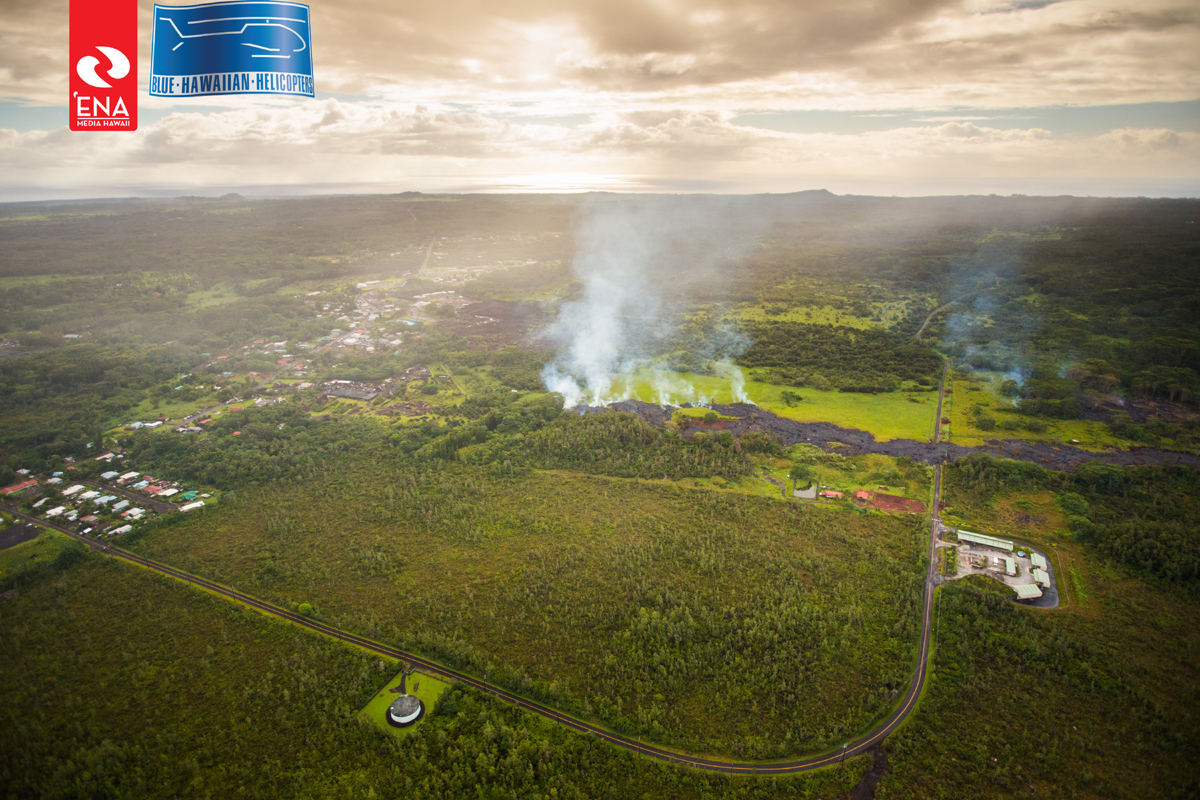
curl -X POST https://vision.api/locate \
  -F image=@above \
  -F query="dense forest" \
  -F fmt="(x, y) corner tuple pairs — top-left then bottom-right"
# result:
(0, 553), (867, 799)
(738, 322), (943, 391)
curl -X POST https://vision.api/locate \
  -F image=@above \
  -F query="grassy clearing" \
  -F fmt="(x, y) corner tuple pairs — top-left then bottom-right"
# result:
(132, 464), (926, 758)
(0, 530), (77, 580)
(726, 293), (923, 331)
(359, 669), (452, 735)
(612, 368), (937, 441)
(945, 376), (1121, 451)
(184, 285), (240, 307)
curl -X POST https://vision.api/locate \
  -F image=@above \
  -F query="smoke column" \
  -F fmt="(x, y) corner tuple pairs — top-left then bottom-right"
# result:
(541, 196), (768, 408)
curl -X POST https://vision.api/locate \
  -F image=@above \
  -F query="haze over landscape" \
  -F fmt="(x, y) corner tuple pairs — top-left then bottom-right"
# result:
(1, 2), (1199, 799)
(2, 0), (1199, 198)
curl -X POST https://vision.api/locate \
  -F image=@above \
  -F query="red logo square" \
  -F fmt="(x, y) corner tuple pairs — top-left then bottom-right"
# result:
(70, 0), (138, 131)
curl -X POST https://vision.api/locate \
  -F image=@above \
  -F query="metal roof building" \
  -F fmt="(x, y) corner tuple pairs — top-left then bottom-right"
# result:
(957, 530), (1015, 552)
(1030, 552), (1048, 570)
(1032, 567), (1051, 587)
(1013, 584), (1043, 600)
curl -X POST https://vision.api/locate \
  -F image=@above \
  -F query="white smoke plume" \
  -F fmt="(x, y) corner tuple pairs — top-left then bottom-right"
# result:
(714, 358), (752, 404)
(541, 195), (771, 408)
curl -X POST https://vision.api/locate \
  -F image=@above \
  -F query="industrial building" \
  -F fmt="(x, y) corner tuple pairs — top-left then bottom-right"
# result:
(956, 531), (1015, 552)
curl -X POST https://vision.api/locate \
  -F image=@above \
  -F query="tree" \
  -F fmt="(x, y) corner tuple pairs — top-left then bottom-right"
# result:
(788, 462), (814, 491)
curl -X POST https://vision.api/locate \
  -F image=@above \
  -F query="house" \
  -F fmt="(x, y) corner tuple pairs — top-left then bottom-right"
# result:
(1, 479), (38, 495)
(854, 490), (872, 501)
(62, 485), (85, 497)
(95, 495), (118, 505)
(46, 477), (63, 484)
(45, 506), (66, 517)
(819, 490), (843, 499)
(79, 490), (99, 500)
(101, 471), (120, 480)
(111, 500), (130, 512)
(108, 524), (133, 536)
(118, 472), (139, 483)
(179, 501), (206, 512)
(179, 491), (198, 501)
(158, 488), (179, 498)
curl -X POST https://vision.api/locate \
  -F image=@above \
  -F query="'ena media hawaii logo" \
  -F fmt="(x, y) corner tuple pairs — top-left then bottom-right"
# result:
(70, 0), (138, 130)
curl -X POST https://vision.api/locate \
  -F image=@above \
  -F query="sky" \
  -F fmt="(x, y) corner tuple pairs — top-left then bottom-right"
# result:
(1, 0), (1198, 200)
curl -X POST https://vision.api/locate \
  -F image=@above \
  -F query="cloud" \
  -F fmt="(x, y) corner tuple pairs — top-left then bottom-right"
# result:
(2, 0), (1197, 112)
(1, 98), (1195, 199)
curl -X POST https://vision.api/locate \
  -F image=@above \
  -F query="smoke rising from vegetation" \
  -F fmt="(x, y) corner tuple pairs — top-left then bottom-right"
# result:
(541, 196), (770, 408)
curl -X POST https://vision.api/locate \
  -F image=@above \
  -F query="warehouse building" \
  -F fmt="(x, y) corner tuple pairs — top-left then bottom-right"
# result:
(956, 530), (1015, 552)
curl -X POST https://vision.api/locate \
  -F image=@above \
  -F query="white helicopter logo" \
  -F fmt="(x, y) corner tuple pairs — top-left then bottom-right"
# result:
(76, 46), (131, 89)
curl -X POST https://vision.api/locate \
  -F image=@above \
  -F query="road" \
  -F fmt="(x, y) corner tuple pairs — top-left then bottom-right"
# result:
(4, 456), (948, 776)
(1, 360), (953, 774)
(78, 478), (175, 514)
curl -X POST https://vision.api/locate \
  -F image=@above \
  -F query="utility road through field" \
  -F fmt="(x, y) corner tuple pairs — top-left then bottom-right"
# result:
(4, 453), (947, 774)
(2, 363), (956, 772)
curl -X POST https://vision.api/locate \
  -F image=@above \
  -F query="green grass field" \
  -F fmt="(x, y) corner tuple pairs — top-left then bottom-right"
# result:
(359, 669), (452, 735)
(611, 368), (938, 441)
(0, 530), (77, 580)
(730, 297), (918, 330)
(130, 462), (926, 759)
(945, 376), (1123, 452)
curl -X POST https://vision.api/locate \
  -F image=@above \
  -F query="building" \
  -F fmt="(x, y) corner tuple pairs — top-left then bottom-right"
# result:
(1002, 557), (1016, 576)
(819, 490), (844, 499)
(108, 524), (133, 536)
(101, 471), (120, 480)
(179, 501), (205, 512)
(62, 485), (85, 497)
(112, 500), (130, 512)
(1, 479), (37, 495)
(386, 695), (425, 727)
(956, 530), (1015, 552)
(1030, 552), (1048, 570)
(1013, 584), (1043, 601)
(1032, 567), (1051, 587)
(854, 490), (872, 501)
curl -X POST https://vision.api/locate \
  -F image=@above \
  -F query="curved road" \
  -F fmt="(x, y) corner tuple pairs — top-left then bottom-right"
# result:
(3, 363), (950, 774)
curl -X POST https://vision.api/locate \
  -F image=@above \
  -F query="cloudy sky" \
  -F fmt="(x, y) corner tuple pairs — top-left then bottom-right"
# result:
(1, 0), (1198, 200)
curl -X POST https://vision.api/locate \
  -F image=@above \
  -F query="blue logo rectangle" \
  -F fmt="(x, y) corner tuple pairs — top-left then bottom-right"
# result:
(149, 1), (313, 98)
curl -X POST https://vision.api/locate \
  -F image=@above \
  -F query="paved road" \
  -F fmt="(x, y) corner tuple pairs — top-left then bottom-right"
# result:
(1, 364), (954, 772)
(79, 478), (175, 514)
(4, 459), (947, 775)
